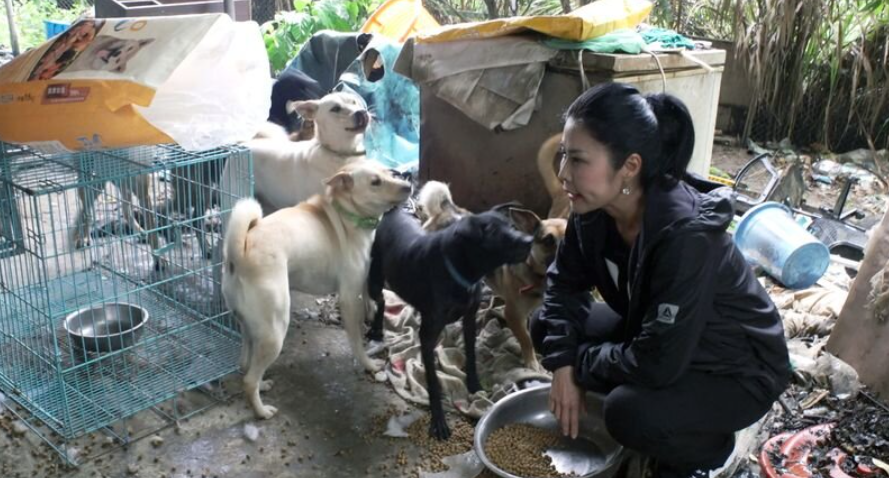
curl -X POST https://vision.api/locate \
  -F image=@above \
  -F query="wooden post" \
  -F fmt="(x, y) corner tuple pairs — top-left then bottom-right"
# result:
(3, 0), (20, 56)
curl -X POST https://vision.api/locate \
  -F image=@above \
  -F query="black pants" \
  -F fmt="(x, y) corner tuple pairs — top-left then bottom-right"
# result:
(530, 304), (774, 473)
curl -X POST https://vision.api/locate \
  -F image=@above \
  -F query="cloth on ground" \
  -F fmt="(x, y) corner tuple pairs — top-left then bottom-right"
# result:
(395, 35), (558, 131)
(380, 290), (550, 419)
(770, 278), (848, 338)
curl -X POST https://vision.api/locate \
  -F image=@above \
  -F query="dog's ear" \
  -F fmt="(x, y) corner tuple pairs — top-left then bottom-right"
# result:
(288, 100), (319, 121)
(325, 171), (354, 191)
(508, 208), (542, 236)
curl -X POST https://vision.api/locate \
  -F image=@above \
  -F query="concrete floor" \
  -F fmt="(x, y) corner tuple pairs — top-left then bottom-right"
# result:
(0, 292), (429, 478)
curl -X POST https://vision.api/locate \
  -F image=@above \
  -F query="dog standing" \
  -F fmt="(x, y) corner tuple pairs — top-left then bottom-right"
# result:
(219, 92), (370, 229)
(367, 208), (533, 439)
(485, 207), (566, 371)
(222, 161), (411, 419)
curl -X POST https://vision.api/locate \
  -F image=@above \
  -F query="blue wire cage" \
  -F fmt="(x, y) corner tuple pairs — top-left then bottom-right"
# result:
(0, 141), (252, 463)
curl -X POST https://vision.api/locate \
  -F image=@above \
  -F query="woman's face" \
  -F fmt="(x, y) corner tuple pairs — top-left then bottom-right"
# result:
(558, 117), (625, 215)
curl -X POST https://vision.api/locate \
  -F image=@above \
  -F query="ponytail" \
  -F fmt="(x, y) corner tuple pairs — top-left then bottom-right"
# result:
(645, 94), (695, 185)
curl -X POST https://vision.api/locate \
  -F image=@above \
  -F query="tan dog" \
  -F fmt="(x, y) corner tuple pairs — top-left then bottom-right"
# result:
(486, 208), (566, 371)
(538, 134), (570, 219)
(415, 180), (470, 231)
(219, 92), (370, 229)
(222, 161), (411, 419)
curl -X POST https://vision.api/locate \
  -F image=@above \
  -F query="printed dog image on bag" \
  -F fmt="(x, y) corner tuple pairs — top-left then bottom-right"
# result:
(64, 36), (156, 75)
(28, 19), (105, 81)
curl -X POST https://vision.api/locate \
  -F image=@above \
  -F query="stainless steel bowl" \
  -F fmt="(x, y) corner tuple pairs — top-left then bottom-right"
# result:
(63, 303), (149, 353)
(474, 384), (624, 478)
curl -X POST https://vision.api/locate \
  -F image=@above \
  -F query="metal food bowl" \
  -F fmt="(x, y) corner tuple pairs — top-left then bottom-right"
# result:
(63, 303), (149, 353)
(474, 384), (624, 478)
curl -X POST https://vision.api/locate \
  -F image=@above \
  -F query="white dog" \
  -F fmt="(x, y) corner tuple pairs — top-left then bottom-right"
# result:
(219, 91), (370, 227)
(222, 160), (411, 419)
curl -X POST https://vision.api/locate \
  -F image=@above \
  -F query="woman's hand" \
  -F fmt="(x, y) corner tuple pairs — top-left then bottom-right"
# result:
(549, 366), (586, 439)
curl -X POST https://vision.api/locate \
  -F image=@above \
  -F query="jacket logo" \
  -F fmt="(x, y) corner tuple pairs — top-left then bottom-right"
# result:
(656, 304), (679, 324)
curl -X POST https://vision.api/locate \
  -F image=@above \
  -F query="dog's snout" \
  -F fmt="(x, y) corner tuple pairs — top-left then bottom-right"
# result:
(353, 111), (369, 126)
(400, 184), (412, 194)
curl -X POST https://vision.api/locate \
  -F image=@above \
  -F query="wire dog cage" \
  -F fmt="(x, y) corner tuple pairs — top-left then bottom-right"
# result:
(0, 141), (252, 463)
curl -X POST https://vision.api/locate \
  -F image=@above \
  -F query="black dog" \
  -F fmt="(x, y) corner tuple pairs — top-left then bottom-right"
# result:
(367, 207), (533, 440)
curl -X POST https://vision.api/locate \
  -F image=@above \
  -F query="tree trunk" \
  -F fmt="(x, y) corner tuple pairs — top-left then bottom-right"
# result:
(4, 0), (20, 56)
(483, 0), (498, 19)
(560, 0), (572, 14)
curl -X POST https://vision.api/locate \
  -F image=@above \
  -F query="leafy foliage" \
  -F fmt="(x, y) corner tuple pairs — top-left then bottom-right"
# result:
(262, 0), (381, 74)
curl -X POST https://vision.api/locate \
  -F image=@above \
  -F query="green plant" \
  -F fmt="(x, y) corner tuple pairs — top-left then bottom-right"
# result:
(262, 0), (381, 75)
(1, 0), (91, 51)
(734, 0), (889, 150)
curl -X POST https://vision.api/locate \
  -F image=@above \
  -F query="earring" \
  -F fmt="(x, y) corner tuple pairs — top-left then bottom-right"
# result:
(621, 185), (631, 195)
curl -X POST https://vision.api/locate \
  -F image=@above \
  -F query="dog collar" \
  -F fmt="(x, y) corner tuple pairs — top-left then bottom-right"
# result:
(322, 144), (366, 157)
(333, 201), (380, 230)
(444, 255), (475, 290)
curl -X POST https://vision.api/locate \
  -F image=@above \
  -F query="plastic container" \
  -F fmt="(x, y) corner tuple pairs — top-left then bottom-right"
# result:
(44, 20), (71, 39)
(360, 0), (440, 42)
(734, 202), (830, 289)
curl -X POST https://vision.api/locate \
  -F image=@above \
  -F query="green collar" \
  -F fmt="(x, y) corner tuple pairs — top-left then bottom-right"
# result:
(333, 201), (380, 230)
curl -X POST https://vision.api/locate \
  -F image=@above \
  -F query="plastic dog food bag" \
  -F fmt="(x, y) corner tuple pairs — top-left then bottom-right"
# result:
(0, 14), (271, 153)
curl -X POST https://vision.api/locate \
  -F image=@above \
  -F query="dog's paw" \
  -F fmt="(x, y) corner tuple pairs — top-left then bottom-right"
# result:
(526, 358), (544, 373)
(429, 416), (451, 441)
(72, 233), (91, 249)
(364, 358), (384, 373)
(466, 377), (482, 395)
(259, 380), (274, 392)
(254, 404), (278, 420)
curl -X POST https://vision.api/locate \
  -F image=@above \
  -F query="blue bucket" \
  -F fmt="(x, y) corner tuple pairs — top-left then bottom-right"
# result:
(734, 202), (829, 289)
(44, 20), (71, 40)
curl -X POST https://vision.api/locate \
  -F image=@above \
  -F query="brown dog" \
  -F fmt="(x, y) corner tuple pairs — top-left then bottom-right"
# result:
(486, 207), (566, 371)
(537, 134), (570, 219)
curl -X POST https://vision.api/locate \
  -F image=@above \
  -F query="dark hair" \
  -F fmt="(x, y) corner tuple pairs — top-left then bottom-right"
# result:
(564, 82), (695, 189)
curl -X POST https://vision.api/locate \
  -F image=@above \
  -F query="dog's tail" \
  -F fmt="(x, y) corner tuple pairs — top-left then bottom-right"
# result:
(537, 134), (563, 198)
(224, 198), (263, 269)
(417, 181), (456, 220)
(253, 121), (291, 141)
(537, 134), (570, 219)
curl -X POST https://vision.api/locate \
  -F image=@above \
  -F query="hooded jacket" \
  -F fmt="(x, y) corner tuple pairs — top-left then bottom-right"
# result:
(540, 179), (791, 402)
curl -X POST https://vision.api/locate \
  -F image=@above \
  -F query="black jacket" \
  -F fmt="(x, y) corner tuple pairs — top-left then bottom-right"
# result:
(539, 180), (791, 402)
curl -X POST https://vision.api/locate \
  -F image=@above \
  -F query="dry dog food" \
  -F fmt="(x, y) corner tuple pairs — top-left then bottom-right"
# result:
(485, 424), (577, 478)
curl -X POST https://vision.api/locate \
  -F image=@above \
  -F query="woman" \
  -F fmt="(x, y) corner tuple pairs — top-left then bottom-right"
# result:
(532, 82), (790, 478)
